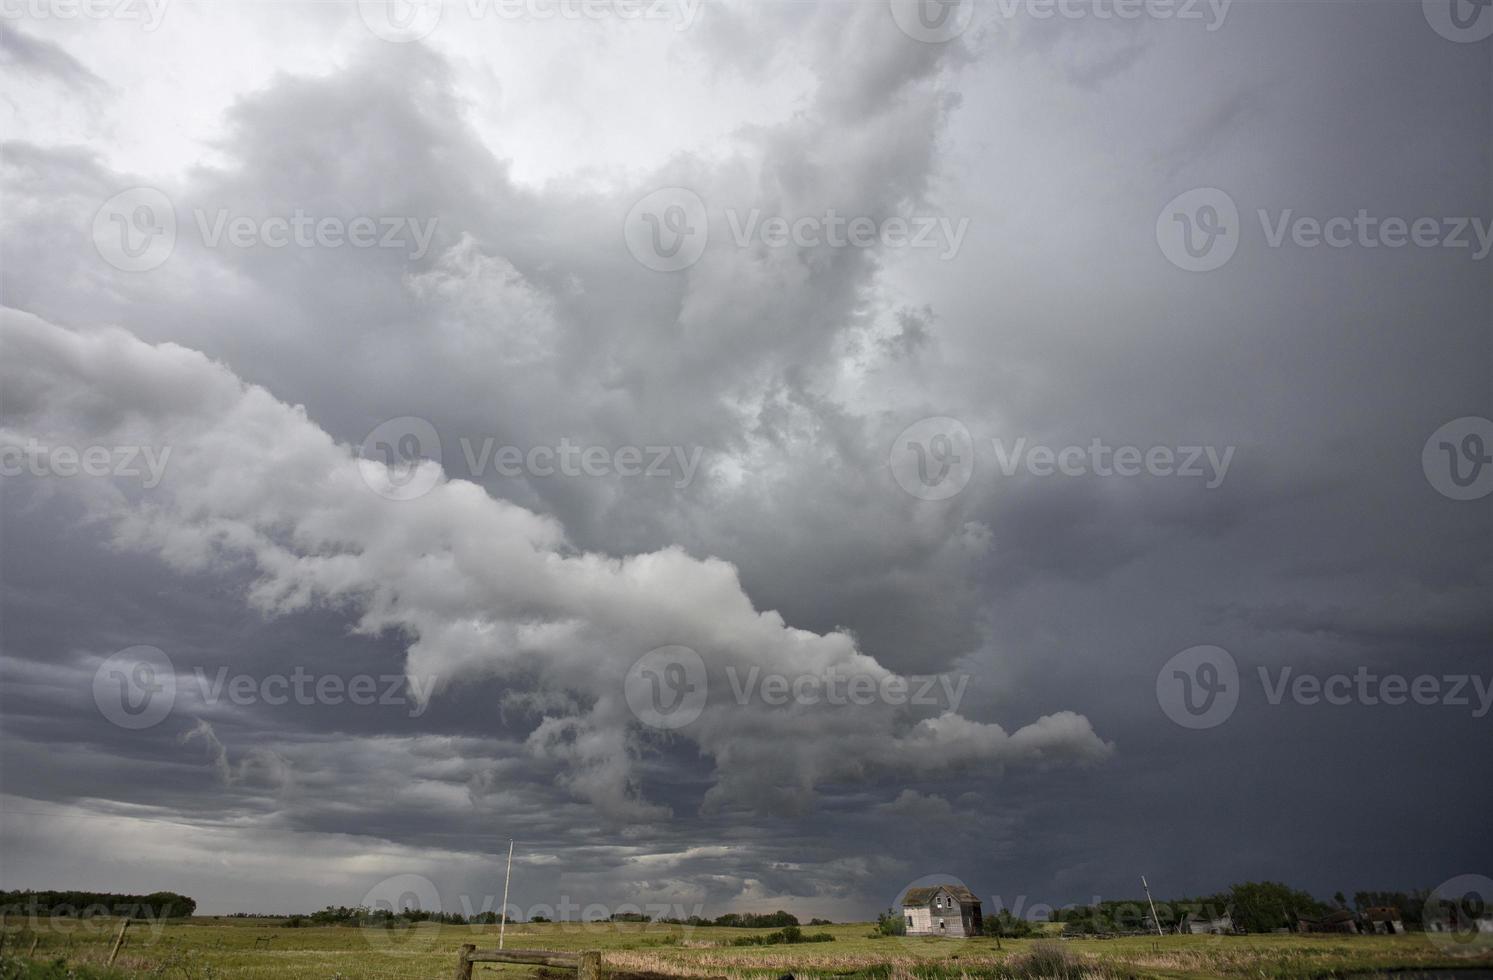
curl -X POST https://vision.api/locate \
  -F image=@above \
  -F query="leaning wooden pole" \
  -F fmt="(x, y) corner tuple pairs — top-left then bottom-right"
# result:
(1141, 876), (1164, 937)
(107, 918), (131, 966)
(498, 838), (514, 950)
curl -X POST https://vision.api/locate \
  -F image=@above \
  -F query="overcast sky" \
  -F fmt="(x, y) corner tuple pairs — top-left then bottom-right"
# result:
(1, 0), (1489, 921)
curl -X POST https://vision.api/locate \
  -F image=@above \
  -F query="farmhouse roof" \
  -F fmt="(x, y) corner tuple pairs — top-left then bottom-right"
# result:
(902, 885), (980, 907)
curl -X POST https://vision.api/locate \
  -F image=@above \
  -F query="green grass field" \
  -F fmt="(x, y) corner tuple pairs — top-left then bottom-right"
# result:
(5, 917), (1492, 980)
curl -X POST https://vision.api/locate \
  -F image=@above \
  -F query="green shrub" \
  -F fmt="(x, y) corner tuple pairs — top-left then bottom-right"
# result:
(727, 925), (834, 947)
(1011, 941), (1085, 980)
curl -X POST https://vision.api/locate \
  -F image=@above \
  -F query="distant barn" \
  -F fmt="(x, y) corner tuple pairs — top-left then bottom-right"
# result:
(902, 885), (983, 937)
(1363, 907), (1405, 935)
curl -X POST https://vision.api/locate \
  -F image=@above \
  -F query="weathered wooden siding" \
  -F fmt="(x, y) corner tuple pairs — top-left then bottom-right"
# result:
(904, 886), (982, 937)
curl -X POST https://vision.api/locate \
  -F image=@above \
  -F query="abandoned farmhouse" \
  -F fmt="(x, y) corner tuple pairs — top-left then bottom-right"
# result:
(901, 885), (984, 937)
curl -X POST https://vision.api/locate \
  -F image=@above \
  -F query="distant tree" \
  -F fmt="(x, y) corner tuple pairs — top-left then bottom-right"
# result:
(711, 911), (798, 928)
(1227, 881), (1325, 933)
(987, 910), (1036, 939)
(0, 890), (197, 920)
(876, 908), (906, 936)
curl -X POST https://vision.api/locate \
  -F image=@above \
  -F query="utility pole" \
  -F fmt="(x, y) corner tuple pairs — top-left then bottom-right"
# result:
(498, 839), (514, 950)
(1141, 876), (1164, 937)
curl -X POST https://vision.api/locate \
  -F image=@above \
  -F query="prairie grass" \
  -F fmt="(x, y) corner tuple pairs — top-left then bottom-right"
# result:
(2, 917), (1489, 980)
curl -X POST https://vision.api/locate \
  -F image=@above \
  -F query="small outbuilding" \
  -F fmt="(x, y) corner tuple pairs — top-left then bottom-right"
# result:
(902, 884), (983, 937)
(1362, 907), (1405, 935)
(1179, 911), (1235, 935)
(1298, 909), (1359, 934)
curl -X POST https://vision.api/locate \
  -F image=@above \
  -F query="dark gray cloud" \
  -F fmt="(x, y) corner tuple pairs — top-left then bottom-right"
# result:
(1, 0), (1490, 920)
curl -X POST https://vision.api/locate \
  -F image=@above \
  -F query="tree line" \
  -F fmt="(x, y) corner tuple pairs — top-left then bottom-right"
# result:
(1051, 881), (1438, 935)
(0, 890), (197, 920)
(292, 906), (820, 928)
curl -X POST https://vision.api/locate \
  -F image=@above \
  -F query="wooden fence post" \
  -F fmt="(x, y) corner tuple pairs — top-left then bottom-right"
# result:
(578, 950), (601, 980)
(28, 934), (39, 957)
(455, 942), (475, 980)
(107, 919), (130, 967)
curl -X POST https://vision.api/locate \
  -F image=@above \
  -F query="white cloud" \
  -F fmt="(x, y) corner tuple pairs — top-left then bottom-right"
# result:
(2, 306), (1113, 821)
